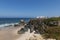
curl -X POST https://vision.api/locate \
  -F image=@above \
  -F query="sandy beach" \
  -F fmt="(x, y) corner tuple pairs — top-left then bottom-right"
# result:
(0, 25), (45, 40)
(0, 26), (23, 40)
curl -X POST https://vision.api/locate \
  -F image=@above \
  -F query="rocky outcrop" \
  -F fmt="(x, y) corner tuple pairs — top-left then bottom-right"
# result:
(19, 19), (26, 26)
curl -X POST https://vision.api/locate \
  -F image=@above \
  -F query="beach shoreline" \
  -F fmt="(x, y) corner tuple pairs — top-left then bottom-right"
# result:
(0, 25), (23, 40)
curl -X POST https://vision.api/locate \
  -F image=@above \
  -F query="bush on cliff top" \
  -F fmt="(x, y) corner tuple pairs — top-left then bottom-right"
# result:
(28, 17), (60, 40)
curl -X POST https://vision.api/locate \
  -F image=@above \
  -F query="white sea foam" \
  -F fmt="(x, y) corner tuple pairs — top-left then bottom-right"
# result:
(0, 23), (19, 27)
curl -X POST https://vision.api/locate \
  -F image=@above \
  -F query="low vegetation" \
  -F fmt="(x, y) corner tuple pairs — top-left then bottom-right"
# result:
(27, 17), (60, 40)
(43, 26), (60, 40)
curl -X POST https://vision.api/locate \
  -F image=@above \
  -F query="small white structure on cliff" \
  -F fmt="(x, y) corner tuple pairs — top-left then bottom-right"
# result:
(36, 16), (48, 19)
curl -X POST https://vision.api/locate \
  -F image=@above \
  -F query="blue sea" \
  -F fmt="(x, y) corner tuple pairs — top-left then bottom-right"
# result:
(0, 18), (30, 27)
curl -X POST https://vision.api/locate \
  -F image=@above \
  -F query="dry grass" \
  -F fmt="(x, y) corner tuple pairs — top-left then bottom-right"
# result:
(43, 26), (60, 40)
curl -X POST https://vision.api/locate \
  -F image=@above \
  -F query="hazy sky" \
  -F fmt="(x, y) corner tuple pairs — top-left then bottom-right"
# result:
(0, 0), (60, 17)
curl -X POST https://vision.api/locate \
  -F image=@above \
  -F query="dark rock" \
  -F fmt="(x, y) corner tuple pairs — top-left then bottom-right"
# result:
(18, 28), (25, 34)
(14, 24), (20, 27)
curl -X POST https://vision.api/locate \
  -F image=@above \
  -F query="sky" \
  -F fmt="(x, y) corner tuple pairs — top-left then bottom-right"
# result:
(0, 0), (60, 18)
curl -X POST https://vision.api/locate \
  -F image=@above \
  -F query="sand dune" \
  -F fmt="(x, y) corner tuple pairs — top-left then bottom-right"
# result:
(16, 29), (45, 40)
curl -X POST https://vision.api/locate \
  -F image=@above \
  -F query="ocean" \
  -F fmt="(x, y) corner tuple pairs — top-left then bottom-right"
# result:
(0, 18), (30, 27)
